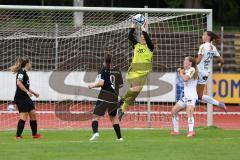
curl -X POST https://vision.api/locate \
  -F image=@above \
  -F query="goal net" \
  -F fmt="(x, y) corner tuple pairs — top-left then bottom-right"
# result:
(0, 6), (212, 129)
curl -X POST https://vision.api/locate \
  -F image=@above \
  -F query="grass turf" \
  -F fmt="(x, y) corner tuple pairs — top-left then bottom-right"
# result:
(0, 127), (239, 160)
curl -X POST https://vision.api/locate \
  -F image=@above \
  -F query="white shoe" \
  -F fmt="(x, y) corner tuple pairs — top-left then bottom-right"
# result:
(219, 102), (227, 113)
(89, 133), (99, 141)
(116, 138), (124, 142)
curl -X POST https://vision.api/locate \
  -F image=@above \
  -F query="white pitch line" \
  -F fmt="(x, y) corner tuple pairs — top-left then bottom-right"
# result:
(1, 111), (240, 115)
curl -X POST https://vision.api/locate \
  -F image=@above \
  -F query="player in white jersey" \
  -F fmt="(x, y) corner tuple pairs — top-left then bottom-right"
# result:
(171, 56), (198, 137)
(196, 31), (226, 112)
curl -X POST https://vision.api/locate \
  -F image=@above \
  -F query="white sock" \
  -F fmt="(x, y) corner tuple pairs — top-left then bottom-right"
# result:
(188, 117), (194, 132)
(172, 116), (179, 132)
(202, 95), (220, 106)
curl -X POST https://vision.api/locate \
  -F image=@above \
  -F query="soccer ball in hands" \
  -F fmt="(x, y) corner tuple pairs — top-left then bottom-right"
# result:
(132, 14), (145, 26)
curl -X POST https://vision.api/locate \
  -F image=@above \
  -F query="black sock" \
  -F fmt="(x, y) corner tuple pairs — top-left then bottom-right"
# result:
(16, 119), (25, 137)
(30, 120), (38, 136)
(92, 121), (98, 133)
(113, 124), (122, 139)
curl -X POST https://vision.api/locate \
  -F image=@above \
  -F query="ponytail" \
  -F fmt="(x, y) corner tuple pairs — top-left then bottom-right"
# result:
(206, 31), (221, 45)
(9, 57), (29, 73)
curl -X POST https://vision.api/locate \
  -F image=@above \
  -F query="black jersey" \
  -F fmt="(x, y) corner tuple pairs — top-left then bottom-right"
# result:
(15, 68), (30, 98)
(97, 66), (123, 96)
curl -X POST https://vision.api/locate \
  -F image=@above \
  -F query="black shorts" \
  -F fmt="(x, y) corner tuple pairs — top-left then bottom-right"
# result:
(14, 96), (35, 113)
(93, 100), (118, 117)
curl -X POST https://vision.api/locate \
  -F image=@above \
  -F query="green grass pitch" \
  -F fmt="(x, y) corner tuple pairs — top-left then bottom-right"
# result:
(0, 127), (239, 160)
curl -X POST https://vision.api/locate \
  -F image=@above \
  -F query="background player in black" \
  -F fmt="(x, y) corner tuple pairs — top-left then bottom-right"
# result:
(10, 57), (41, 139)
(88, 54), (123, 141)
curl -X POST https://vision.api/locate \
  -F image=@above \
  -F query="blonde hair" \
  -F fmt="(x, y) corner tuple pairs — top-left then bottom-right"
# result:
(187, 56), (198, 80)
(9, 57), (30, 73)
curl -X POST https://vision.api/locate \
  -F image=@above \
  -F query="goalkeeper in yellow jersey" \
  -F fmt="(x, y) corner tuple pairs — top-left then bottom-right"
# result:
(118, 19), (154, 121)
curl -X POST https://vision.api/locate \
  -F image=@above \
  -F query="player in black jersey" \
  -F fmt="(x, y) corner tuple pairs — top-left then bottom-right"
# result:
(88, 54), (124, 141)
(10, 57), (41, 139)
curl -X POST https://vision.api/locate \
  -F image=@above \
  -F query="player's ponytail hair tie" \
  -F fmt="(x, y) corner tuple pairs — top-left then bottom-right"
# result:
(206, 31), (221, 45)
(9, 57), (30, 73)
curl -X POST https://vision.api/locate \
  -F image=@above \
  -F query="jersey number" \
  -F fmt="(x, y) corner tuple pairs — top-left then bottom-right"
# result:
(110, 75), (116, 89)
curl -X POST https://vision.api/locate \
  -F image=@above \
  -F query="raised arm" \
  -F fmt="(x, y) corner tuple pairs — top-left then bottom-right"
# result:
(141, 22), (154, 52)
(142, 31), (154, 52)
(128, 23), (138, 46)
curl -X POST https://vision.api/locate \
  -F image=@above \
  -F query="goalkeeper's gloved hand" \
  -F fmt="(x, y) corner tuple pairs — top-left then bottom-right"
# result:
(141, 20), (147, 32)
(131, 23), (136, 28)
(130, 16), (136, 28)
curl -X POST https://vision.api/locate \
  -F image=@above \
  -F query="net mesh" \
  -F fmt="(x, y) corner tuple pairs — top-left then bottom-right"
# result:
(0, 8), (209, 129)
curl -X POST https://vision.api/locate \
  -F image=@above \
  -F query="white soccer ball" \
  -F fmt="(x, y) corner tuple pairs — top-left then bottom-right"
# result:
(7, 104), (16, 111)
(133, 14), (145, 26)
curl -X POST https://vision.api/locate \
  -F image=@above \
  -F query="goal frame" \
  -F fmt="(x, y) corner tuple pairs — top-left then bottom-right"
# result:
(0, 5), (213, 127)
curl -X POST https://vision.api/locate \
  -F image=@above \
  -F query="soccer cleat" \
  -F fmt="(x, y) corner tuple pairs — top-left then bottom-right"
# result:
(117, 108), (125, 121)
(187, 131), (196, 137)
(15, 136), (23, 140)
(219, 102), (227, 113)
(89, 132), (99, 141)
(32, 134), (42, 139)
(170, 131), (180, 136)
(116, 138), (124, 142)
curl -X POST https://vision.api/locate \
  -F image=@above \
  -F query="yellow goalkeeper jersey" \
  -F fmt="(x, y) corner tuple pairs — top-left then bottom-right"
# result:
(131, 43), (153, 73)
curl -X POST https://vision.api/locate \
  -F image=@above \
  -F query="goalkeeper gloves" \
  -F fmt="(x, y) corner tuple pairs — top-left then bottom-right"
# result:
(141, 21), (147, 32)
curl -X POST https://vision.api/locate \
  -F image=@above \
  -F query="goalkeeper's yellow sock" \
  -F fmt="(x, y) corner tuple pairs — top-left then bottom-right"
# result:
(121, 90), (140, 112)
(121, 102), (129, 112)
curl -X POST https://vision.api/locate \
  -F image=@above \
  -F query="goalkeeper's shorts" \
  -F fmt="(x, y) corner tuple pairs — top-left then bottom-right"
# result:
(126, 71), (148, 87)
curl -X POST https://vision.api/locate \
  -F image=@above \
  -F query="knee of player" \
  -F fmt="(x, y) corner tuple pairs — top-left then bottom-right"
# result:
(92, 115), (99, 121)
(109, 116), (118, 124)
(171, 108), (178, 116)
(171, 104), (181, 115)
(187, 106), (194, 113)
(131, 86), (142, 92)
(29, 115), (36, 120)
(29, 111), (36, 116)
(20, 112), (28, 120)
(109, 116), (114, 121)
(171, 108), (175, 115)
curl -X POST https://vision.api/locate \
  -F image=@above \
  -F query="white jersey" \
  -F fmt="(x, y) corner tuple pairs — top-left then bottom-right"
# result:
(197, 42), (220, 73)
(183, 67), (198, 99)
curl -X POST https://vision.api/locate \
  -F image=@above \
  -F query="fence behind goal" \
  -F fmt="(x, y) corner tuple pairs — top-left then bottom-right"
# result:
(0, 6), (213, 129)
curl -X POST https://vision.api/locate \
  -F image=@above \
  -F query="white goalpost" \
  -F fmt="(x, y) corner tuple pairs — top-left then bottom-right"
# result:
(0, 5), (213, 129)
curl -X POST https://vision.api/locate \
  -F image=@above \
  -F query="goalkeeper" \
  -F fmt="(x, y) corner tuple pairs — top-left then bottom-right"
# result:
(118, 19), (154, 120)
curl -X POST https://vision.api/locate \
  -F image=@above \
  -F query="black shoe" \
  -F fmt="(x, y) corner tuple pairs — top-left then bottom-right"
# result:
(118, 108), (125, 121)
